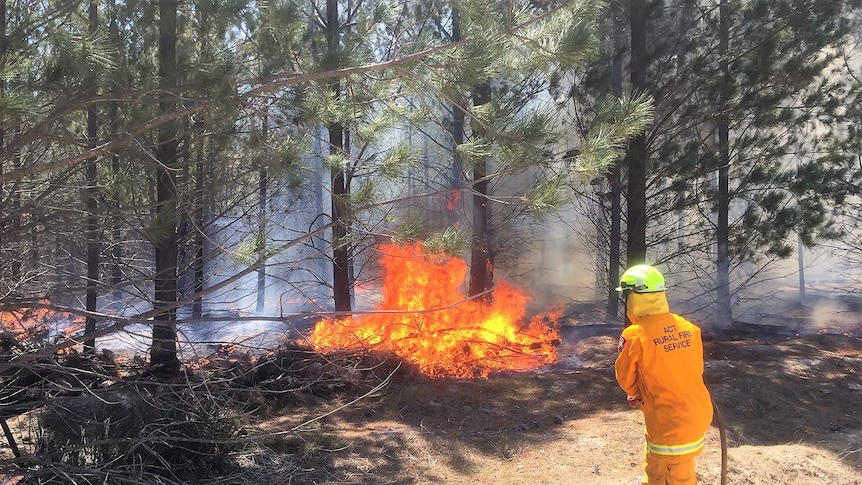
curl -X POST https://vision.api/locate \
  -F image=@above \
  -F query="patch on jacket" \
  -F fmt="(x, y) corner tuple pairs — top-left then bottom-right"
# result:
(617, 336), (626, 353)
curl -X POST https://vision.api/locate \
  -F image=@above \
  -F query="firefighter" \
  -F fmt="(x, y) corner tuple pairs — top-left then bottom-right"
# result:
(614, 264), (713, 485)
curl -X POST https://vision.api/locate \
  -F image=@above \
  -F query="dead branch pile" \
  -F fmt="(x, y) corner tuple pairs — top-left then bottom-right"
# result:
(0, 343), (412, 484)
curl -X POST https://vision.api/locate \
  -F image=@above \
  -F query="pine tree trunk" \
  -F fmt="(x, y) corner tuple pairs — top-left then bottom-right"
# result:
(606, 4), (625, 321)
(191, 4), (211, 319)
(107, 0), (121, 310)
(468, 81), (493, 300)
(625, 0), (648, 267)
(327, 0), (351, 313)
(312, 125), (328, 286)
(0, 1), (5, 269)
(151, 0), (180, 373)
(177, 120), (191, 302)
(257, 109), (268, 312)
(11, 149), (21, 279)
(109, 98), (122, 308)
(192, 138), (206, 319)
(83, 0), (100, 353)
(797, 236), (806, 303)
(450, 7), (465, 226)
(715, 0), (732, 328)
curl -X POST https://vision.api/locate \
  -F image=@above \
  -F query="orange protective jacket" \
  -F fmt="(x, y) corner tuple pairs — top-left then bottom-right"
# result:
(614, 291), (713, 456)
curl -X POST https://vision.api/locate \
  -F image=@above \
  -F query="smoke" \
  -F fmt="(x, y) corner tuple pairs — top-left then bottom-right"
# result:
(511, 213), (599, 310)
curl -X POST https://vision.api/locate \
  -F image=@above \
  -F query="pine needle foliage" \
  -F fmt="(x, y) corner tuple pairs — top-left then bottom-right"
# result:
(575, 92), (654, 174)
(424, 226), (469, 255)
(0, 0), (658, 434)
(525, 176), (567, 215)
(380, 142), (416, 179)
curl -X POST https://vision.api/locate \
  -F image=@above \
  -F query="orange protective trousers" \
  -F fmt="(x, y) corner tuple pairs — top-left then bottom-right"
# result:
(640, 449), (698, 485)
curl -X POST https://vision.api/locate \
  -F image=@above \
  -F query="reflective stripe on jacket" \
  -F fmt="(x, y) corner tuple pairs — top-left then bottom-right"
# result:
(615, 291), (713, 455)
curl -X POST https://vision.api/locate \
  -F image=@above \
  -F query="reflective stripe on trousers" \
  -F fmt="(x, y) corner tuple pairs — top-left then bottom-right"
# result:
(646, 436), (705, 456)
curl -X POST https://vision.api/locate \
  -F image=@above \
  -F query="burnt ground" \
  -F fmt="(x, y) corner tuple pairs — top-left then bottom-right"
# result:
(248, 326), (862, 485)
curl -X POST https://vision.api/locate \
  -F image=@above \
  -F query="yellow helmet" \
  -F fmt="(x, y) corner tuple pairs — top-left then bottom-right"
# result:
(615, 264), (667, 293)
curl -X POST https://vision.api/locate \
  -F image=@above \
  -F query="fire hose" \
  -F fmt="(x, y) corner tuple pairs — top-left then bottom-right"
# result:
(712, 398), (728, 485)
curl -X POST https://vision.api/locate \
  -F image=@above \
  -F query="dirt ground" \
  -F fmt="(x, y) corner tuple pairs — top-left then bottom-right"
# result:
(0, 323), (859, 484)
(261, 326), (862, 485)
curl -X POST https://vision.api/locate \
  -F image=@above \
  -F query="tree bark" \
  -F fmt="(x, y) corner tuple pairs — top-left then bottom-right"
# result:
(192, 138), (206, 319)
(107, 0), (123, 310)
(468, 81), (493, 300)
(109, 100), (122, 307)
(11, 149), (21, 279)
(151, 0), (181, 373)
(797, 236), (806, 303)
(449, 7), (465, 227)
(0, 0), (5, 266)
(257, 109), (268, 313)
(191, 2), (212, 319)
(606, 3), (625, 320)
(715, 0), (732, 328)
(625, 0), (648, 268)
(83, 0), (100, 353)
(327, 0), (351, 313)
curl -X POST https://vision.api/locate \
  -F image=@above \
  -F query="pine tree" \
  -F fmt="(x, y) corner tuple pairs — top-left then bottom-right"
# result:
(422, 0), (652, 302)
(605, 0), (855, 325)
(0, 0), (653, 362)
(715, 0), (731, 326)
(150, 0), (181, 372)
(325, 0), (351, 313)
(83, 0), (100, 352)
(625, 0), (649, 267)
(698, 0), (854, 325)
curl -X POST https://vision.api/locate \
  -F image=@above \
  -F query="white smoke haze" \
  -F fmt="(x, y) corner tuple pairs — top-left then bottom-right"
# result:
(501, 177), (862, 336)
(510, 210), (600, 311)
(81, 194), (862, 363)
(82, 165), (862, 364)
(73, 93), (862, 359)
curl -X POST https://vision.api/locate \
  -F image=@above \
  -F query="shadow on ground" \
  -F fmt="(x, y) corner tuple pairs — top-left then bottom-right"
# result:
(704, 334), (862, 471)
(269, 330), (862, 484)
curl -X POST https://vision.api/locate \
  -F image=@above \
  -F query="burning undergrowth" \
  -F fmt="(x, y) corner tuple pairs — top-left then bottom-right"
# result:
(0, 304), (84, 348)
(305, 242), (562, 379)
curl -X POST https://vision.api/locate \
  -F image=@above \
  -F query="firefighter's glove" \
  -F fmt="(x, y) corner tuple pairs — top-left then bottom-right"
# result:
(626, 396), (643, 408)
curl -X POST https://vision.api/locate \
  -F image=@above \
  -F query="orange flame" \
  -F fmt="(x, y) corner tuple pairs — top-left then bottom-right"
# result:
(0, 304), (85, 344)
(306, 242), (561, 378)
